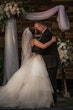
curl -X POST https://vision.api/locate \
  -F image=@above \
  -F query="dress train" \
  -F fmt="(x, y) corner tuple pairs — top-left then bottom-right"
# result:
(0, 55), (54, 108)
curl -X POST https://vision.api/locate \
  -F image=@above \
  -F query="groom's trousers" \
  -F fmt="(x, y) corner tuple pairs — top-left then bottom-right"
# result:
(42, 53), (60, 104)
(47, 67), (58, 104)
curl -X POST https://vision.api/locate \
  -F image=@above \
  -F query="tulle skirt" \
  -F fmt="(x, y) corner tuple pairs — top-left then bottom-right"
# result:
(0, 54), (54, 108)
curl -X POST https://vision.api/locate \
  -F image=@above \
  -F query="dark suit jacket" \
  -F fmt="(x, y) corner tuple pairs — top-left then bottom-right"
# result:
(32, 28), (60, 68)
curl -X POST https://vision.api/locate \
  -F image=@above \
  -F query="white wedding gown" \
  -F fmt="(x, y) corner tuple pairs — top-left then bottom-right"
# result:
(0, 28), (54, 108)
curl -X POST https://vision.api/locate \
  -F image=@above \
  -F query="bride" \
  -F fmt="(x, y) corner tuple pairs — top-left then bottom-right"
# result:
(0, 27), (56, 108)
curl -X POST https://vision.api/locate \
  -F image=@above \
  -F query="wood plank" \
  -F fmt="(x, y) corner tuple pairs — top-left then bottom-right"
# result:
(56, 72), (73, 79)
(52, 0), (73, 1)
(52, 1), (73, 7)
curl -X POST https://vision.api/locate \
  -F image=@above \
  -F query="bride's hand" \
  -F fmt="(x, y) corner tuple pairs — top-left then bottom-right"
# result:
(51, 36), (56, 42)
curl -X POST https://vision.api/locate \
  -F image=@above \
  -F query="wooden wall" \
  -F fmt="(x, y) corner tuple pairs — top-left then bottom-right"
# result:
(0, 0), (73, 79)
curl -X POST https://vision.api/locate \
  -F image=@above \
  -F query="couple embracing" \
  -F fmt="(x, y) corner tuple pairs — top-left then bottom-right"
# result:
(0, 22), (60, 108)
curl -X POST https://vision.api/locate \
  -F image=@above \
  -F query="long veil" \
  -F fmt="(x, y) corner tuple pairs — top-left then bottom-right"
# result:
(21, 27), (33, 65)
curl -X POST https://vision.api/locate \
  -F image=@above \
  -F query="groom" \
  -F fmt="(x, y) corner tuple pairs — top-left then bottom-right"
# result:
(34, 22), (60, 105)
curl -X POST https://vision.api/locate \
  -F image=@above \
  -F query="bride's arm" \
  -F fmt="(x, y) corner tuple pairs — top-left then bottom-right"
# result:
(31, 36), (56, 49)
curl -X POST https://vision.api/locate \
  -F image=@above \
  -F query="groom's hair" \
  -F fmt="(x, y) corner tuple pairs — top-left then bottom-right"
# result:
(34, 21), (46, 27)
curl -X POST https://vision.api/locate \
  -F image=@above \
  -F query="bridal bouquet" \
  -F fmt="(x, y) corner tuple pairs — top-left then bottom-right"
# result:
(57, 37), (73, 70)
(0, 1), (25, 30)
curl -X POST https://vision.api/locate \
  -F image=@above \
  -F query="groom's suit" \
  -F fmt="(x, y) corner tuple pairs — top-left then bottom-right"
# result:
(32, 28), (60, 104)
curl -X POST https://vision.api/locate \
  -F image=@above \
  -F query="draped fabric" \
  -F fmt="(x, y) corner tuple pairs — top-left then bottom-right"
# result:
(3, 18), (19, 85)
(25, 5), (70, 31)
(3, 5), (70, 84)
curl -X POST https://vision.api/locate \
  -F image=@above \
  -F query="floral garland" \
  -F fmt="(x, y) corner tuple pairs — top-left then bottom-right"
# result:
(0, 1), (25, 30)
(57, 37), (73, 71)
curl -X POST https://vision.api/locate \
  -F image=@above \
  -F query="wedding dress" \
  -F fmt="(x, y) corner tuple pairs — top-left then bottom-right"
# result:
(0, 27), (54, 108)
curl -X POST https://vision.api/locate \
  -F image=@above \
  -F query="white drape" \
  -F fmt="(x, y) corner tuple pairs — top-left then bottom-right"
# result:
(25, 5), (70, 31)
(3, 18), (19, 85)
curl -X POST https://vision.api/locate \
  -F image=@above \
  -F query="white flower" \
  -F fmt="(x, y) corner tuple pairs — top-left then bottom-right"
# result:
(6, 3), (9, 7)
(16, 8), (19, 11)
(59, 42), (66, 49)
(9, 5), (12, 9)
(57, 37), (73, 68)
(4, 6), (9, 12)
(6, 12), (10, 18)
(14, 4), (18, 8)
(11, 7), (16, 15)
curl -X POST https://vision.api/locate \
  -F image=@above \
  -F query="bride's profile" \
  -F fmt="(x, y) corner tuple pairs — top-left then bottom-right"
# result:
(0, 27), (56, 108)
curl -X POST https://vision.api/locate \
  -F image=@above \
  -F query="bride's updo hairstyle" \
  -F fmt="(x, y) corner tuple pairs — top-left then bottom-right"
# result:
(29, 27), (35, 38)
